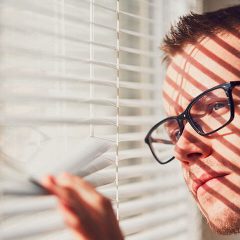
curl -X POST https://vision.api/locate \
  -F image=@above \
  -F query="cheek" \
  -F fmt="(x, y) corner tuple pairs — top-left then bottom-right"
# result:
(181, 165), (190, 183)
(211, 117), (240, 167)
(224, 113), (240, 150)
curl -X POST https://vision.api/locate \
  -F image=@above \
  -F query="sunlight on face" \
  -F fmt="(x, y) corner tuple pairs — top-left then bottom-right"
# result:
(163, 31), (240, 235)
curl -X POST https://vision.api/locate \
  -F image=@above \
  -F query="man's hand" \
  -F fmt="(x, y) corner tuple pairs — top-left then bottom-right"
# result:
(42, 173), (124, 240)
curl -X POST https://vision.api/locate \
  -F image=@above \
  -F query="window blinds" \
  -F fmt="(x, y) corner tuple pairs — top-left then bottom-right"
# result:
(0, 0), (201, 240)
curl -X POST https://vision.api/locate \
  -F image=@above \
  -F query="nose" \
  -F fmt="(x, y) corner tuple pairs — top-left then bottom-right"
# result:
(174, 122), (212, 165)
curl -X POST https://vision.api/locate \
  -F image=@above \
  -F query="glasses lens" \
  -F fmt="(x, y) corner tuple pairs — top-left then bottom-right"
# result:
(149, 118), (180, 164)
(190, 88), (231, 134)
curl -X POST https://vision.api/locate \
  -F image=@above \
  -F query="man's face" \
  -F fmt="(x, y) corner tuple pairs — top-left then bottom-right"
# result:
(163, 32), (240, 234)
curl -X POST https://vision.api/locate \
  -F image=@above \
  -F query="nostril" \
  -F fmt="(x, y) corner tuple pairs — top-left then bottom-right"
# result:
(181, 159), (190, 166)
(186, 152), (203, 160)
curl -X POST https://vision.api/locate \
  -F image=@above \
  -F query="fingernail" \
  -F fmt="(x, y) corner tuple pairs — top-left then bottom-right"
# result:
(41, 175), (56, 186)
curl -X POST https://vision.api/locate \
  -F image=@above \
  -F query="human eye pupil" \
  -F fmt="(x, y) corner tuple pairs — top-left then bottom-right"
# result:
(211, 101), (229, 112)
(213, 102), (226, 110)
(170, 129), (181, 143)
(175, 131), (181, 140)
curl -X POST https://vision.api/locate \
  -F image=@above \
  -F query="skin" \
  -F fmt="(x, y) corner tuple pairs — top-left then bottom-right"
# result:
(42, 173), (124, 240)
(163, 31), (240, 234)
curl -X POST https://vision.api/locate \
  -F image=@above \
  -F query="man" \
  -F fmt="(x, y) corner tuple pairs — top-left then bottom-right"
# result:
(43, 5), (240, 239)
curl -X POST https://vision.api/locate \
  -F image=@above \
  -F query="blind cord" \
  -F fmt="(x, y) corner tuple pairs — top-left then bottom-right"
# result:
(89, 0), (95, 137)
(115, 0), (120, 221)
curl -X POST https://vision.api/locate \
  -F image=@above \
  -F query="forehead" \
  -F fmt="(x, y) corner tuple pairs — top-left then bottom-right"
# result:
(163, 32), (240, 116)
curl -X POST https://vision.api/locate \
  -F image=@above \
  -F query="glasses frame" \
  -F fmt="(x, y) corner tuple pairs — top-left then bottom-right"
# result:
(145, 81), (240, 165)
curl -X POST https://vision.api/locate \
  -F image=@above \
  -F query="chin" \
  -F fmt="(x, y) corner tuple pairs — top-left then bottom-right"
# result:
(201, 204), (240, 235)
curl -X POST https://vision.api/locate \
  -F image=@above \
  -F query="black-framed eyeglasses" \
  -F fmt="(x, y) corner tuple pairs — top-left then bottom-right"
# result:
(145, 81), (240, 165)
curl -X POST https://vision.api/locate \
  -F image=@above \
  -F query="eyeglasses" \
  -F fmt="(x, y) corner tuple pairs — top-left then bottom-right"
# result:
(145, 81), (240, 164)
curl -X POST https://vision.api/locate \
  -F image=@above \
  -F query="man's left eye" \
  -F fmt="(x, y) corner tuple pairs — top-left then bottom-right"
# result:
(213, 102), (228, 110)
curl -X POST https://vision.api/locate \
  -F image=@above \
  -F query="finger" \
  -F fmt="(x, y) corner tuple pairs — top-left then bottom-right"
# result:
(42, 176), (97, 228)
(59, 202), (82, 229)
(41, 175), (57, 194)
(55, 173), (109, 208)
(56, 173), (95, 192)
(41, 175), (83, 209)
(58, 203), (88, 240)
(58, 199), (103, 240)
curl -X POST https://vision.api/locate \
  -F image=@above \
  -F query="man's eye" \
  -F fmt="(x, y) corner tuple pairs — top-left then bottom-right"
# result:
(213, 102), (227, 110)
(169, 129), (181, 143)
(208, 101), (229, 113)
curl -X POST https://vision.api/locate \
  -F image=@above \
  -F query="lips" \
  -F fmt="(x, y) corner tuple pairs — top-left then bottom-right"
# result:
(192, 172), (229, 195)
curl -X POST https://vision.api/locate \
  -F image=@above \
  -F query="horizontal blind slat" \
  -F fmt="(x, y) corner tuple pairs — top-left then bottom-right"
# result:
(1, 71), (118, 87)
(1, 23), (159, 58)
(0, 210), (65, 240)
(120, 203), (187, 235)
(119, 188), (187, 218)
(1, 70), (157, 90)
(99, 177), (185, 200)
(125, 219), (187, 240)
(0, 3), (157, 41)
(85, 169), (115, 187)
(104, 132), (147, 142)
(0, 94), (160, 108)
(119, 10), (156, 23)
(1, 46), (155, 74)
(0, 196), (57, 218)
(0, 116), (159, 126)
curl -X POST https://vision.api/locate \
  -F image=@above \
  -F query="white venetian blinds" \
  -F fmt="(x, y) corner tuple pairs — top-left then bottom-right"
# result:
(116, 1), (200, 240)
(0, 1), (201, 240)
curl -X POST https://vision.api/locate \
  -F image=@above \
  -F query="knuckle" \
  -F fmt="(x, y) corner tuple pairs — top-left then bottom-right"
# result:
(57, 174), (74, 187)
(63, 187), (75, 199)
(66, 216), (82, 229)
(96, 195), (111, 208)
(60, 186), (80, 202)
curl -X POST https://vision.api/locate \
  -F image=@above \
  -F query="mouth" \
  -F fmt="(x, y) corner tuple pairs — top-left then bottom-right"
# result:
(192, 173), (229, 195)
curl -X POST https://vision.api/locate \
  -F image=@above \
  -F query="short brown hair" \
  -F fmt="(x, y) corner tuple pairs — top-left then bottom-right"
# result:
(161, 5), (240, 63)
